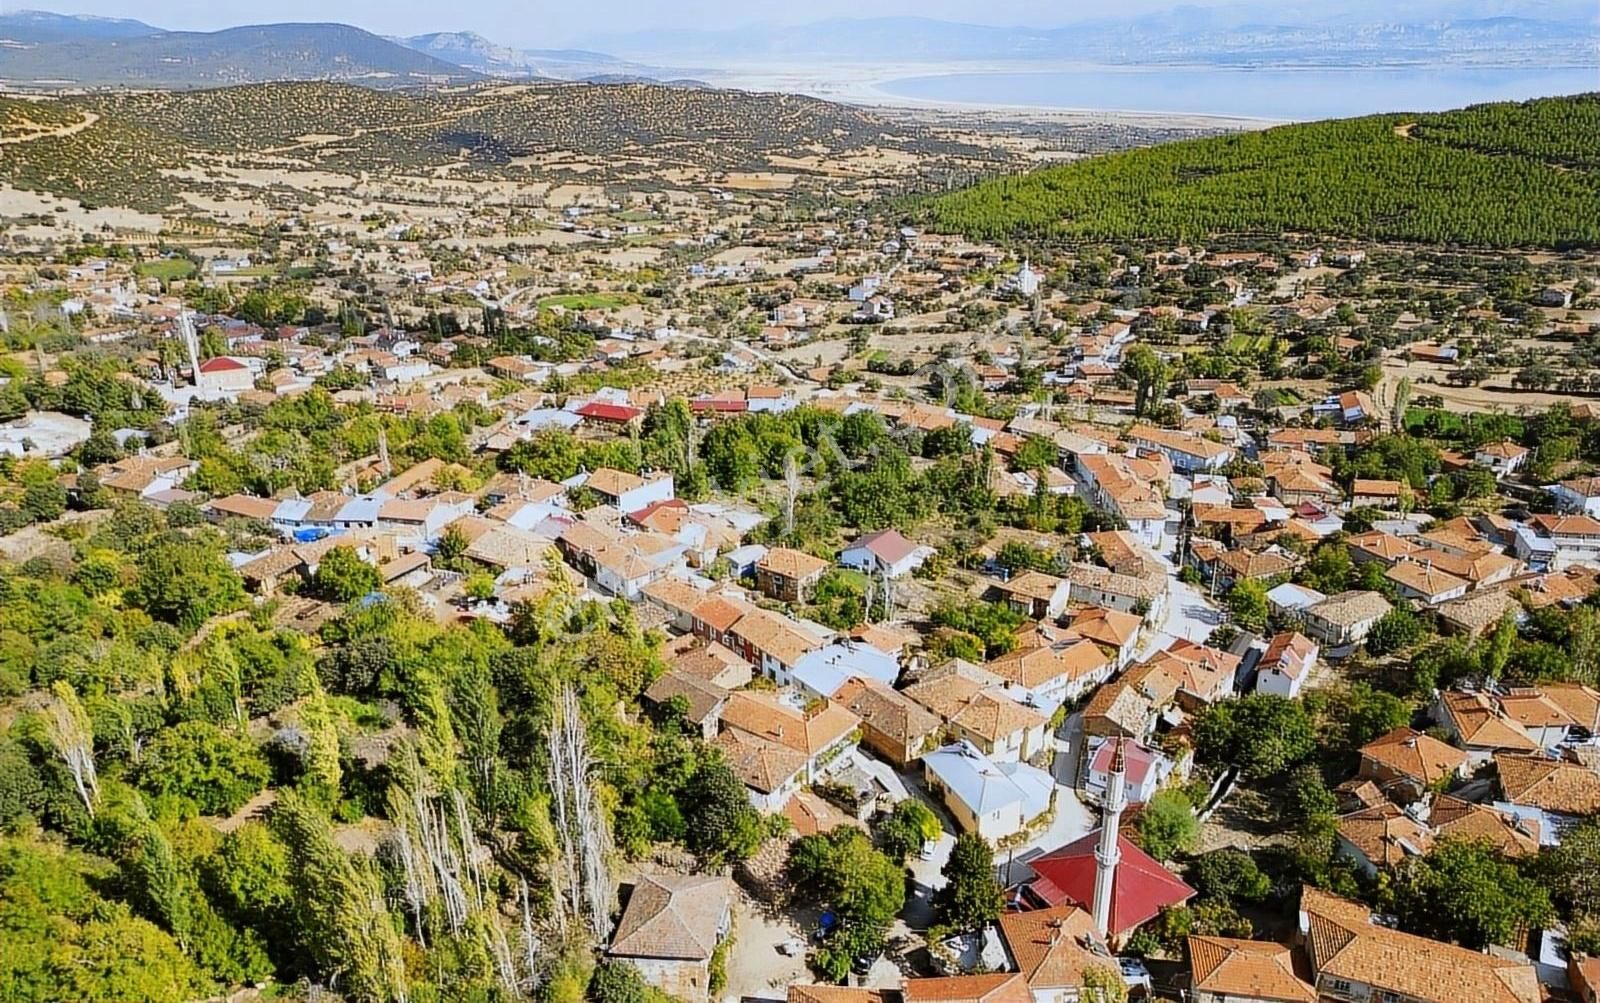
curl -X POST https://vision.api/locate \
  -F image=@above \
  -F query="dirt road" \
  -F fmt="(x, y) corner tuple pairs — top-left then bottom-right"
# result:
(0, 110), (100, 146)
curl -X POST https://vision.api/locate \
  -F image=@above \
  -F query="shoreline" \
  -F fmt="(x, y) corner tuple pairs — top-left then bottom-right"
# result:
(701, 59), (1597, 129)
(705, 61), (1280, 129)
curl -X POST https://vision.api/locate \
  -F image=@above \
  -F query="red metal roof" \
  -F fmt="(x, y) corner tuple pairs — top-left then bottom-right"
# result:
(575, 402), (642, 422)
(1024, 831), (1195, 937)
(198, 356), (248, 372)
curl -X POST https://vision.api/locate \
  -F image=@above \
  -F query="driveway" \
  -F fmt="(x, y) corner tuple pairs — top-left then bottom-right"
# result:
(722, 894), (812, 1003)
(902, 831), (955, 930)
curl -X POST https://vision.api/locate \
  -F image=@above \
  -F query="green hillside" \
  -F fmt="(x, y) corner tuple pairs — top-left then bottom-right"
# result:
(924, 94), (1600, 249)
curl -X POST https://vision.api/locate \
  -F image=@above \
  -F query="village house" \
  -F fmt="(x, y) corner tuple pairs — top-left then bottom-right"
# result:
(1431, 692), (1540, 767)
(1186, 936), (1317, 1003)
(1296, 886), (1539, 1003)
(205, 492), (281, 524)
(642, 669), (729, 740)
(995, 571), (1071, 621)
(1073, 453), (1170, 548)
(1347, 530), (1420, 567)
(756, 547), (831, 602)
(96, 455), (198, 501)
(1083, 737), (1179, 804)
(1494, 686), (1591, 750)
(1064, 606), (1144, 669)
(1357, 727), (1468, 804)
(640, 578), (713, 633)
(558, 520), (688, 599)
(1547, 476), (1600, 517)
(1494, 752), (1600, 827)
(1384, 561), (1470, 605)
(581, 467), (675, 513)
(1436, 588), (1524, 638)
(1429, 793), (1542, 858)
(903, 664), (1050, 763)
(1254, 631), (1318, 698)
(1127, 424), (1235, 473)
(714, 690), (859, 810)
(606, 874), (733, 1003)
(688, 593), (759, 649)
(195, 355), (255, 394)
(833, 676), (942, 769)
(1335, 802), (1434, 876)
(1063, 563), (1168, 622)
(662, 633), (752, 689)
(1301, 590), (1392, 648)
(985, 633), (1113, 716)
(727, 607), (831, 685)
(1473, 441), (1529, 477)
(921, 739), (1054, 843)
(788, 641), (901, 701)
(377, 493), (476, 546)
(1573, 955), (1600, 1003)
(840, 528), (934, 579)
(1348, 478), (1408, 511)
(1515, 513), (1600, 571)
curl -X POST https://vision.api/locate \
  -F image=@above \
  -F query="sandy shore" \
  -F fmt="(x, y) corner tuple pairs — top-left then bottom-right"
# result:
(700, 60), (1279, 129)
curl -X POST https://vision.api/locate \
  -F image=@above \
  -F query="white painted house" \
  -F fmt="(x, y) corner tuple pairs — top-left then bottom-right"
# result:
(840, 528), (934, 579)
(922, 740), (1054, 844)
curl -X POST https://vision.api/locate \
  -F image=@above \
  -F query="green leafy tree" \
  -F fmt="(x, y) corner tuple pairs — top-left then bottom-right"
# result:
(21, 480), (67, 523)
(588, 959), (661, 1003)
(683, 753), (765, 864)
(936, 832), (1004, 933)
(127, 539), (245, 632)
(132, 825), (192, 950)
(1225, 579), (1269, 632)
(1193, 693), (1316, 779)
(137, 721), (269, 815)
(0, 833), (210, 1003)
(875, 798), (941, 863)
(791, 828), (906, 980)
(312, 545), (381, 603)
(1366, 607), (1425, 656)
(1393, 838), (1553, 949)
(1534, 816), (1600, 947)
(434, 523), (470, 570)
(273, 790), (409, 1002)
(1187, 848), (1271, 904)
(1121, 345), (1170, 418)
(1134, 789), (1200, 861)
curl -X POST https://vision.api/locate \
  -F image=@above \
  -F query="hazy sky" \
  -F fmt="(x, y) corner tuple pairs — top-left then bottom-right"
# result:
(2, 0), (1208, 47)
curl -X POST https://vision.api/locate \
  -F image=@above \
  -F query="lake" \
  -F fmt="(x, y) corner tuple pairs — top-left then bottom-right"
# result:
(875, 65), (1600, 120)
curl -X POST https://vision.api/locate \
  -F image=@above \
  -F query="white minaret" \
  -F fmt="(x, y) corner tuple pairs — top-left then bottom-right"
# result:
(1092, 738), (1126, 939)
(178, 311), (201, 385)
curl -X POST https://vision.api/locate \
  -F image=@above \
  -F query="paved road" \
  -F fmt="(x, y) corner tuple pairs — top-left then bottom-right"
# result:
(1136, 572), (1222, 662)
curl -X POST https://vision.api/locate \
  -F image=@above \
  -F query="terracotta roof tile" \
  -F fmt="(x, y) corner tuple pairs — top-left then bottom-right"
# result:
(1187, 936), (1316, 1002)
(1299, 886), (1539, 1003)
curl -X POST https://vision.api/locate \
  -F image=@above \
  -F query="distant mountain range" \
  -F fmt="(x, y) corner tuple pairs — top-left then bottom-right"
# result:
(390, 30), (677, 81)
(0, 3), (1593, 91)
(0, 19), (481, 87)
(0, 11), (704, 88)
(0, 8), (161, 43)
(584, 3), (1600, 67)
